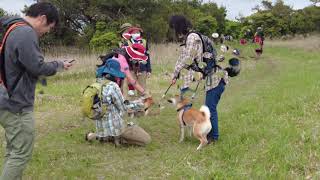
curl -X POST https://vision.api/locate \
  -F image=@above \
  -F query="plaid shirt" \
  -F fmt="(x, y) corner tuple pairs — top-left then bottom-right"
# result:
(205, 68), (229, 91)
(173, 33), (229, 91)
(95, 81), (127, 137)
(173, 33), (202, 89)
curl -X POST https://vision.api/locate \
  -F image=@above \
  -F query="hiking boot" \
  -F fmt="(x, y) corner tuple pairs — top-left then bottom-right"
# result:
(85, 132), (96, 142)
(114, 136), (121, 147)
(128, 90), (135, 96)
(207, 138), (218, 145)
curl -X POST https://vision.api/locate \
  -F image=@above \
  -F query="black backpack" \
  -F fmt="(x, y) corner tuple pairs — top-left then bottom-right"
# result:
(0, 17), (27, 89)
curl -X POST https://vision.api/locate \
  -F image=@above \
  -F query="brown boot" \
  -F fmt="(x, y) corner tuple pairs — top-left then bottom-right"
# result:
(114, 136), (121, 147)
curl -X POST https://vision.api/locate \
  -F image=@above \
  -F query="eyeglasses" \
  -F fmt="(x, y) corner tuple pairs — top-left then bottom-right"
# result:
(131, 59), (147, 64)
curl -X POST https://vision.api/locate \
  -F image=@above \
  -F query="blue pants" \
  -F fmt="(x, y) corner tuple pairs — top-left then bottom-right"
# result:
(205, 80), (225, 140)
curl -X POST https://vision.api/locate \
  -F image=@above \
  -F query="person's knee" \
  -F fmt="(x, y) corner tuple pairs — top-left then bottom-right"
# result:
(143, 133), (152, 145)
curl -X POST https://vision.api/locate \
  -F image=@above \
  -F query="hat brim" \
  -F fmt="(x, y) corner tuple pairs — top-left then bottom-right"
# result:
(119, 26), (132, 33)
(127, 27), (143, 33)
(125, 46), (148, 61)
(103, 68), (126, 79)
(122, 33), (131, 40)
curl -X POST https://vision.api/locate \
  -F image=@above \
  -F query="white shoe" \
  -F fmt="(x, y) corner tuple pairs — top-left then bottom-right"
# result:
(85, 132), (96, 142)
(128, 90), (135, 96)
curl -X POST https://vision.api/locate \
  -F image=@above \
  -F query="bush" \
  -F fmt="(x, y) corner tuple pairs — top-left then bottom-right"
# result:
(89, 31), (119, 51)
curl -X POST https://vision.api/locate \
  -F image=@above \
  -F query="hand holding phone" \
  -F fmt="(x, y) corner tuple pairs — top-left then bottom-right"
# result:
(68, 59), (76, 63)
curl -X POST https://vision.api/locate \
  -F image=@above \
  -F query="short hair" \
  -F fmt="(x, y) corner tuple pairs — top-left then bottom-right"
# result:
(169, 15), (192, 36)
(25, 2), (59, 25)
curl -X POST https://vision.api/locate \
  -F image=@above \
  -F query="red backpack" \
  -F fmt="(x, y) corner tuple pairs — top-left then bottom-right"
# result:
(0, 18), (27, 89)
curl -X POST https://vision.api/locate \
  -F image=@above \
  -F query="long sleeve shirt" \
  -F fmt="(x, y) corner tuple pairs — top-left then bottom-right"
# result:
(172, 32), (229, 91)
(96, 81), (127, 137)
(0, 17), (64, 113)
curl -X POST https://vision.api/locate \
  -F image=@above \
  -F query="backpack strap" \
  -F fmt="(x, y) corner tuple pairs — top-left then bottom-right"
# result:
(0, 22), (27, 89)
(184, 31), (206, 53)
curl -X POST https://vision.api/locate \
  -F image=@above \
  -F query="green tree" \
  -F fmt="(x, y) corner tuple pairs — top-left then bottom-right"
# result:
(290, 10), (314, 34)
(195, 16), (218, 36)
(0, 8), (6, 16)
(89, 21), (119, 51)
(225, 20), (242, 39)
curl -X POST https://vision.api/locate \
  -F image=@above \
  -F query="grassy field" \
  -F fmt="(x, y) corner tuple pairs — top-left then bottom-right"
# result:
(0, 37), (320, 179)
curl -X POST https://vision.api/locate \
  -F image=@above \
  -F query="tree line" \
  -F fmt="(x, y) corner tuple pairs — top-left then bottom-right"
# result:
(0, 0), (319, 50)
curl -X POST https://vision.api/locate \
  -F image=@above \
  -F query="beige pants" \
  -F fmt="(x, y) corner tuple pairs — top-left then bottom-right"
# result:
(94, 125), (151, 146)
(121, 125), (151, 146)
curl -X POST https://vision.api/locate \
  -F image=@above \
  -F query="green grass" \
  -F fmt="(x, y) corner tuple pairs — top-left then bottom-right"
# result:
(0, 42), (320, 179)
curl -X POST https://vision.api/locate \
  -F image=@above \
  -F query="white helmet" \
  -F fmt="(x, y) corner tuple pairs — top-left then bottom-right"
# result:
(212, 33), (219, 38)
(220, 45), (227, 53)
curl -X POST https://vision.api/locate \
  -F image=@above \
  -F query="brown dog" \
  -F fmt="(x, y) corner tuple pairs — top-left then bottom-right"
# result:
(168, 95), (211, 150)
(127, 97), (155, 118)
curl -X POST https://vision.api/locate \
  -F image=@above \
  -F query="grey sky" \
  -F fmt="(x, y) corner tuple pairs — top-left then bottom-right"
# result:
(0, 0), (314, 20)
(0, 0), (34, 15)
(212, 0), (313, 20)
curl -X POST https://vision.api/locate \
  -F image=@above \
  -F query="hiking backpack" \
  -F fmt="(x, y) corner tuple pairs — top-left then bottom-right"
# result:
(183, 31), (217, 78)
(0, 17), (27, 89)
(81, 81), (108, 120)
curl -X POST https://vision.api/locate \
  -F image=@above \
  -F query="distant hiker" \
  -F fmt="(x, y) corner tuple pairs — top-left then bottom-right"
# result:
(168, 15), (229, 144)
(211, 32), (220, 45)
(0, 2), (73, 179)
(254, 27), (265, 58)
(119, 25), (152, 97)
(85, 59), (151, 146)
(118, 23), (138, 48)
(244, 29), (253, 42)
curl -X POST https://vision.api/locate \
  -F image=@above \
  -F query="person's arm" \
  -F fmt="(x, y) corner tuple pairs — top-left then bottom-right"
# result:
(13, 27), (65, 77)
(172, 34), (198, 80)
(125, 70), (145, 93)
(111, 83), (127, 114)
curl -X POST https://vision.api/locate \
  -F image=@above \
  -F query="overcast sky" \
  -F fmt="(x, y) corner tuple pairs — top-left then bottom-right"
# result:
(0, 0), (314, 20)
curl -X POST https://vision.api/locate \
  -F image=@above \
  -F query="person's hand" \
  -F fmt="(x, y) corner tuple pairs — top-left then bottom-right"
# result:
(171, 78), (177, 85)
(141, 90), (151, 100)
(63, 60), (74, 70)
(147, 72), (151, 78)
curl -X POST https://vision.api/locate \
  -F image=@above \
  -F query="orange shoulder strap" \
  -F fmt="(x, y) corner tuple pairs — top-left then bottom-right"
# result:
(0, 22), (27, 53)
(0, 22), (27, 85)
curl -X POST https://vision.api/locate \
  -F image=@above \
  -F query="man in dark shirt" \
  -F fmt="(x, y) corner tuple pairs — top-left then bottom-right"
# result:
(0, 2), (72, 179)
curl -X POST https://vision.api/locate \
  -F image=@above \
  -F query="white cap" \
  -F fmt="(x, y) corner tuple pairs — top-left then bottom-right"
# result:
(220, 45), (227, 53)
(212, 33), (219, 38)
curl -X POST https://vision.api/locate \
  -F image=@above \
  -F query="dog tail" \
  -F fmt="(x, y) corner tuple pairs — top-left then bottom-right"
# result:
(199, 105), (211, 121)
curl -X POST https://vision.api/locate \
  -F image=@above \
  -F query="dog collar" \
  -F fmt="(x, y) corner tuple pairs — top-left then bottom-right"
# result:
(176, 103), (193, 112)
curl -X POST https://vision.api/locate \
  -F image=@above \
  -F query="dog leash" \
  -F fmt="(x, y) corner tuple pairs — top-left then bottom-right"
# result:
(161, 83), (173, 99)
(191, 80), (201, 100)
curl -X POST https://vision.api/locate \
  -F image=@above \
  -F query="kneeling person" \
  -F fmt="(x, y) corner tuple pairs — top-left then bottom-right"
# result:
(86, 59), (151, 146)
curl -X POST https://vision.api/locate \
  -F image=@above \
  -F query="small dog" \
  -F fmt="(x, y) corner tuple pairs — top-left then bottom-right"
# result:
(141, 97), (155, 116)
(168, 95), (211, 150)
(127, 97), (155, 118)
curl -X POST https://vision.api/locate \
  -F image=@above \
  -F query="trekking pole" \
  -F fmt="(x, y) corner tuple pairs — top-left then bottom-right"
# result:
(161, 83), (173, 99)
